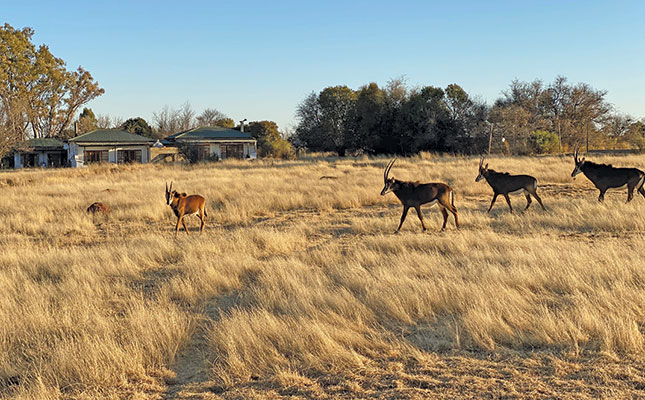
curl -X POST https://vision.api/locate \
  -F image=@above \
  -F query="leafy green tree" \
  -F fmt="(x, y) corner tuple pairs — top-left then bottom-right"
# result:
(214, 118), (235, 128)
(394, 86), (448, 153)
(530, 130), (560, 154)
(295, 86), (357, 155)
(318, 86), (357, 156)
(350, 82), (385, 152)
(295, 92), (323, 150)
(121, 117), (155, 138)
(246, 120), (295, 159)
(76, 107), (97, 134)
(0, 23), (104, 140)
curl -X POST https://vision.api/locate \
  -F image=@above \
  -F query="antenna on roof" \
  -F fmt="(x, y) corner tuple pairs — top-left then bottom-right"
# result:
(240, 118), (247, 132)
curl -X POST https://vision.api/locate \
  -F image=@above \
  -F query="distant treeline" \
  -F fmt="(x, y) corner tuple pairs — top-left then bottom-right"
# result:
(293, 77), (645, 156)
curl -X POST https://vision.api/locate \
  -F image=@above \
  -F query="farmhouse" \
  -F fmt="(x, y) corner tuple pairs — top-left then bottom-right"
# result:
(13, 138), (67, 168)
(164, 126), (257, 161)
(68, 129), (154, 167)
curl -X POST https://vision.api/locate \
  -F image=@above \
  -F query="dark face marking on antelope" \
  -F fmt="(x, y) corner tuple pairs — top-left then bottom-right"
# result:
(380, 159), (458, 233)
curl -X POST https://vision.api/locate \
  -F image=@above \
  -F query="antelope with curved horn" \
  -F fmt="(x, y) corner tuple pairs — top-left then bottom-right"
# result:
(165, 182), (207, 236)
(381, 159), (458, 233)
(476, 156), (545, 214)
(572, 144), (645, 202)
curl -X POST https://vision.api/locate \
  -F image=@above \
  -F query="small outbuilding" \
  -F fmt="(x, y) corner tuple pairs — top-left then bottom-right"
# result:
(164, 126), (257, 161)
(13, 138), (67, 168)
(68, 129), (154, 167)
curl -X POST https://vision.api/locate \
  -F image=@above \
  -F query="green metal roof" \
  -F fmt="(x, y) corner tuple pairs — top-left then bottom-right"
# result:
(21, 138), (65, 149)
(165, 126), (255, 141)
(69, 129), (154, 143)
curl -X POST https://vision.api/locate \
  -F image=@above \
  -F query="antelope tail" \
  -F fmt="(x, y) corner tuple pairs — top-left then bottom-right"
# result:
(450, 189), (455, 209)
(204, 203), (208, 217)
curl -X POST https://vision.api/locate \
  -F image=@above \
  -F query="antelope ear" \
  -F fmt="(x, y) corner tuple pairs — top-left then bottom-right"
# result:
(181, 192), (187, 197)
(581, 157), (585, 162)
(485, 163), (488, 169)
(174, 192), (180, 198)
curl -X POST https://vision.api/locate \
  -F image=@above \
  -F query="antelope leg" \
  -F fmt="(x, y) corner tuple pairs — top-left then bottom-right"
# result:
(503, 194), (513, 213)
(487, 194), (499, 214)
(414, 205), (427, 231)
(395, 206), (410, 233)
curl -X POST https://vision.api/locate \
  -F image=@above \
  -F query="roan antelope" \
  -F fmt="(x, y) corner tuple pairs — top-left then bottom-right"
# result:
(571, 144), (645, 202)
(381, 159), (458, 233)
(476, 156), (546, 214)
(165, 182), (207, 236)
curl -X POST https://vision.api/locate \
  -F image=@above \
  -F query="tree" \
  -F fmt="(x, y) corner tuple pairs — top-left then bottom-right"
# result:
(350, 82), (385, 152)
(153, 105), (181, 136)
(95, 114), (120, 129)
(393, 86), (448, 153)
(530, 130), (560, 154)
(295, 92), (323, 150)
(177, 102), (196, 131)
(489, 104), (532, 154)
(0, 24), (104, 140)
(197, 108), (229, 126)
(76, 107), (97, 134)
(0, 97), (26, 159)
(623, 120), (645, 151)
(246, 120), (295, 159)
(121, 117), (154, 138)
(294, 86), (357, 155)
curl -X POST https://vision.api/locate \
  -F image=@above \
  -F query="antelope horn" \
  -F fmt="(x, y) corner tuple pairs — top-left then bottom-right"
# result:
(384, 158), (396, 183)
(479, 155), (484, 169)
(165, 181), (168, 193)
(573, 143), (579, 162)
(170, 181), (173, 192)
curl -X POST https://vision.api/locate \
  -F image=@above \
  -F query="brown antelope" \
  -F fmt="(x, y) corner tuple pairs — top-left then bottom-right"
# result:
(381, 159), (458, 233)
(476, 156), (545, 214)
(87, 202), (110, 215)
(571, 144), (645, 202)
(165, 182), (207, 236)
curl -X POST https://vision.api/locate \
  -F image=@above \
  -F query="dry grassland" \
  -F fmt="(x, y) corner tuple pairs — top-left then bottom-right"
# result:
(1, 154), (644, 399)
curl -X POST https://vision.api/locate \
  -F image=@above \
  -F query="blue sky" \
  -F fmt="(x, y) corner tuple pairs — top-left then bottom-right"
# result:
(3, 1), (644, 131)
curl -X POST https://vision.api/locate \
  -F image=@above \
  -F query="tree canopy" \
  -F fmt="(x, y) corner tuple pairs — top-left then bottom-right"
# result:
(0, 23), (104, 150)
(294, 76), (627, 155)
(121, 117), (154, 138)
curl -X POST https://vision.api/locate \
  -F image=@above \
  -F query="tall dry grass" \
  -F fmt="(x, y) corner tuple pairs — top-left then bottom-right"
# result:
(0, 154), (644, 398)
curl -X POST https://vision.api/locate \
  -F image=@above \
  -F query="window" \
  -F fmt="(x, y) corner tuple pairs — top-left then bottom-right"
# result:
(197, 145), (211, 161)
(23, 153), (38, 167)
(117, 149), (142, 163)
(47, 152), (66, 167)
(220, 143), (244, 159)
(85, 150), (108, 164)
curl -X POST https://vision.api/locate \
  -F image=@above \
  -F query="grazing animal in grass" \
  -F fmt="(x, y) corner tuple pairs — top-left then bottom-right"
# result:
(165, 182), (207, 236)
(475, 156), (545, 214)
(571, 144), (645, 202)
(380, 159), (458, 233)
(86, 202), (110, 215)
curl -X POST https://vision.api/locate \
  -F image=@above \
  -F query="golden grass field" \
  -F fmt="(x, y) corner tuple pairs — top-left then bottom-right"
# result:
(1, 153), (645, 399)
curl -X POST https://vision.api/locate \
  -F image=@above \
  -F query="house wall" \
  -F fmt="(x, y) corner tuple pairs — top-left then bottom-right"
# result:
(14, 151), (61, 169)
(207, 142), (257, 159)
(69, 143), (150, 167)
